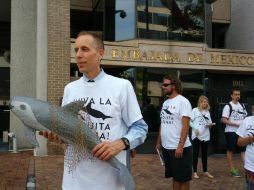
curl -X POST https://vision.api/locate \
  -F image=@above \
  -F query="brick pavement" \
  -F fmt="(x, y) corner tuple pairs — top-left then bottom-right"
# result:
(132, 154), (245, 190)
(0, 151), (245, 190)
(0, 151), (33, 190)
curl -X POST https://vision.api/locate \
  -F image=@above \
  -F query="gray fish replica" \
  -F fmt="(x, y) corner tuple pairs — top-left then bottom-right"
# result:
(9, 96), (135, 190)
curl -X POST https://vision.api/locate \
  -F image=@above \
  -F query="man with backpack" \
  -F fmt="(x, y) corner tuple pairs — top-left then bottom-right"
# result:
(222, 87), (248, 177)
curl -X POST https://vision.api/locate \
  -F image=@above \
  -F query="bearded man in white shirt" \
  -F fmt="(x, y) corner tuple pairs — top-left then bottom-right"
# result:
(156, 75), (192, 190)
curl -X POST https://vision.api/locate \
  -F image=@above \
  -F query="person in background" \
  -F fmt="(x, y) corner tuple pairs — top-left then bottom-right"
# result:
(190, 95), (214, 179)
(237, 105), (254, 190)
(222, 88), (248, 177)
(142, 97), (161, 132)
(156, 75), (192, 190)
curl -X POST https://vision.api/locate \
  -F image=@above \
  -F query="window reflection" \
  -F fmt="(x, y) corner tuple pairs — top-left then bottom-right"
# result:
(104, 66), (205, 132)
(137, 0), (205, 42)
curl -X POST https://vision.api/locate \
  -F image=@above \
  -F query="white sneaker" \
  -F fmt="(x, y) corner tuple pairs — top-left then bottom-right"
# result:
(204, 172), (214, 179)
(193, 172), (199, 179)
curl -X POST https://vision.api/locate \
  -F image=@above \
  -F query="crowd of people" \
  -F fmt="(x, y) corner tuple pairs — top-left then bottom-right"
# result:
(154, 84), (251, 190)
(41, 31), (253, 190)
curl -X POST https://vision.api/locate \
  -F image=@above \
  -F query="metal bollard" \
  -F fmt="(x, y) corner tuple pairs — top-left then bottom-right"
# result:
(8, 133), (18, 153)
(26, 175), (36, 190)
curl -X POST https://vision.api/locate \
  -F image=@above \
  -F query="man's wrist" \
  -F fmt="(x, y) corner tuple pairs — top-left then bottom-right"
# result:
(178, 140), (184, 148)
(121, 137), (130, 150)
(228, 121), (238, 127)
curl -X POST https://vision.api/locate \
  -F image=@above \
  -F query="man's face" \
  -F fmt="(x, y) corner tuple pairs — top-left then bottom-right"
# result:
(74, 35), (104, 74)
(231, 90), (240, 102)
(162, 79), (173, 96)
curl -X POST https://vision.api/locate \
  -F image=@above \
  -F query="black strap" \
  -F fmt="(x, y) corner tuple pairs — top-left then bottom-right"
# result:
(198, 110), (209, 123)
(227, 103), (233, 117)
(228, 102), (246, 117)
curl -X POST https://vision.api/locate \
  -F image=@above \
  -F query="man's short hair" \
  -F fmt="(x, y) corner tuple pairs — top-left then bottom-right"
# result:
(76, 31), (104, 50)
(230, 87), (241, 95)
(163, 75), (182, 94)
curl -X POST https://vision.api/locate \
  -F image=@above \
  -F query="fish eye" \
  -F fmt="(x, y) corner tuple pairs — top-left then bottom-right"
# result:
(20, 104), (26, 110)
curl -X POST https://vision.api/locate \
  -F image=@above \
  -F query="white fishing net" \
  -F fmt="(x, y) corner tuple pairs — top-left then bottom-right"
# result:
(49, 103), (96, 173)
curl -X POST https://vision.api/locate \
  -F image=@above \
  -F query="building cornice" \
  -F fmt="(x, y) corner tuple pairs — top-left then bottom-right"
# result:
(71, 39), (254, 72)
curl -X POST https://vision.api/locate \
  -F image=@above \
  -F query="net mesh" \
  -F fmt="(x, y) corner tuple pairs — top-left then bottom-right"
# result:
(49, 104), (94, 172)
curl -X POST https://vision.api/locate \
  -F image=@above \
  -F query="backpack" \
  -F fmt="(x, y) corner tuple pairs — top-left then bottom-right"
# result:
(221, 102), (247, 126)
(226, 102), (246, 118)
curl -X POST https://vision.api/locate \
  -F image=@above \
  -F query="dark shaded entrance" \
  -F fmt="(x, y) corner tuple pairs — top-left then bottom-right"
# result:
(104, 65), (254, 154)
(206, 72), (254, 154)
(0, 68), (10, 151)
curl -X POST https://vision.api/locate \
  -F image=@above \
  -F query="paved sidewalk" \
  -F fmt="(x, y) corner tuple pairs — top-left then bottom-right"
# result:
(0, 151), (245, 190)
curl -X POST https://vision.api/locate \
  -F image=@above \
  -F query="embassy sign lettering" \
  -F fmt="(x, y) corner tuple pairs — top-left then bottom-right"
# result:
(110, 48), (254, 66)
(112, 49), (181, 63)
(210, 53), (254, 65)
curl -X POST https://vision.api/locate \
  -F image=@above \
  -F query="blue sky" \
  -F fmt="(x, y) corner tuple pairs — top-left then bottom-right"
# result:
(115, 0), (136, 41)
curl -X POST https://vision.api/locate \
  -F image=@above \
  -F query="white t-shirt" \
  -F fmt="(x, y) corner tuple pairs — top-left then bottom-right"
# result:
(191, 108), (212, 141)
(61, 73), (142, 190)
(160, 95), (192, 149)
(222, 101), (247, 133)
(236, 116), (254, 172)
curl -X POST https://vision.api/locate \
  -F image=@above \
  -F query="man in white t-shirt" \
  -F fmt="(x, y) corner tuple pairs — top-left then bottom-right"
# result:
(44, 31), (148, 190)
(156, 75), (192, 190)
(222, 88), (247, 177)
(237, 105), (254, 189)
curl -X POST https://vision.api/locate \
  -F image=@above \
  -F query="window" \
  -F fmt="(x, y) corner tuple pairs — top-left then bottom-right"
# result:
(137, 0), (205, 42)
(104, 0), (136, 41)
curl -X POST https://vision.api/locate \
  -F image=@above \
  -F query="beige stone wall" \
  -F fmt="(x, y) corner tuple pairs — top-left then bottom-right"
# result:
(48, 0), (70, 105)
(212, 0), (231, 23)
(70, 0), (93, 10)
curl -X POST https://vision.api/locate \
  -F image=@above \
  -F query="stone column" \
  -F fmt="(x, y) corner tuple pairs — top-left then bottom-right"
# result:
(10, 0), (38, 150)
(10, 0), (49, 155)
(11, 0), (70, 155)
(34, 0), (48, 156)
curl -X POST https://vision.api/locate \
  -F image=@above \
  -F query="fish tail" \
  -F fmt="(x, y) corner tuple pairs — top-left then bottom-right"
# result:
(118, 162), (135, 190)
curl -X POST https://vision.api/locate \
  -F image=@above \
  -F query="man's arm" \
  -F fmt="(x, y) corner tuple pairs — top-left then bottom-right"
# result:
(155, 126), (161, 150)
(92, 139), (127, 161)
(237, 135), (254, 147)
(122, 119), (148, 149)
(222, 104), (239, 127)
(175, 116), (190, 158)
(92, 119), (148, 161)
(222, 117), (240, 127)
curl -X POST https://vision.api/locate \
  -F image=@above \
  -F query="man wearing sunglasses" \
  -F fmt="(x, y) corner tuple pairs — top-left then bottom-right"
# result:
(156, 75), (192, 190)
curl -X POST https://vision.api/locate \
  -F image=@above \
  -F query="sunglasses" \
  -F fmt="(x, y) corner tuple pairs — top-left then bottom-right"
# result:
(162, 83), (172, 87)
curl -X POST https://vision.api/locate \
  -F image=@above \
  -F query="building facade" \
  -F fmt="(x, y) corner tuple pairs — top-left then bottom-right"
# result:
(0, 0), (254, 154)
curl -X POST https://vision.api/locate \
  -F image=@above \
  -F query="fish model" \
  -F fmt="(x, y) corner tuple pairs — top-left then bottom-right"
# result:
(9, 96), (134, 190)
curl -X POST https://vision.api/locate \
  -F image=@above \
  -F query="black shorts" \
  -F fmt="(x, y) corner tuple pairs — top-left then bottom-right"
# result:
(161, 146), (192, 182)
(225, 132), (246, 152)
